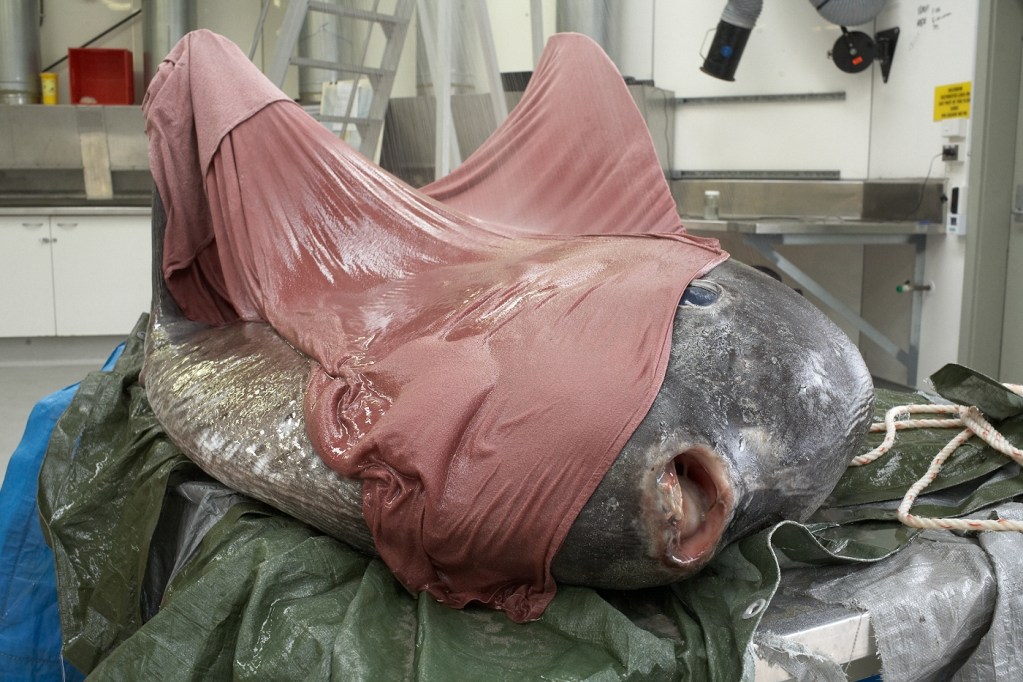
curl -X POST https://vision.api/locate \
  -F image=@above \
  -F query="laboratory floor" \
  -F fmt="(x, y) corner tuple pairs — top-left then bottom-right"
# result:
(0, 336), (122, 487)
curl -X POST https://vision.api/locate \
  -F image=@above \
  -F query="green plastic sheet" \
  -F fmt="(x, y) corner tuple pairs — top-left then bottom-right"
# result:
(37, 319), (1023, 680)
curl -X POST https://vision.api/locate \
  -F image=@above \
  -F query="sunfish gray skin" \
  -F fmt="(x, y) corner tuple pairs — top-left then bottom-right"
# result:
(142, 194), (874, 592)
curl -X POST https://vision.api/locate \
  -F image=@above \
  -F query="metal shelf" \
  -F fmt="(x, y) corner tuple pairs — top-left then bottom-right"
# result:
(686, 217), (938, 385)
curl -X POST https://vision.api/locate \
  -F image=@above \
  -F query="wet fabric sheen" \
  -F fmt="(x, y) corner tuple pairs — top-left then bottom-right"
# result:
(143, 30), (726, 621)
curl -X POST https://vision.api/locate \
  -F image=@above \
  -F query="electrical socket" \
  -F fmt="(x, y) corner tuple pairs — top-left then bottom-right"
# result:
(942, 144), (960, 161)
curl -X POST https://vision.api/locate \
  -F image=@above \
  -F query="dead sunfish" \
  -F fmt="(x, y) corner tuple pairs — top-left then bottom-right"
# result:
(143, 192), (873, 594)
(140, 30), (874, 620)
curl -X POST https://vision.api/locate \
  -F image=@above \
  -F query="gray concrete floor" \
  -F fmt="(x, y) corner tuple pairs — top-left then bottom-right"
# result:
(0, 336), (122, 488)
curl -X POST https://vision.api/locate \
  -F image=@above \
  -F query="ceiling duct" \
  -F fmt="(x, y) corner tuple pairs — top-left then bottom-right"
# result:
(811, 0), (888, 27)
(0, 0), (42, 104)
(143, 0), (197, 87)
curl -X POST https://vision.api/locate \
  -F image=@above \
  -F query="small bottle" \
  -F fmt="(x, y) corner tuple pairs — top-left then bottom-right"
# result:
(703, 190), (720, 220)
(41, 73), (57, 105)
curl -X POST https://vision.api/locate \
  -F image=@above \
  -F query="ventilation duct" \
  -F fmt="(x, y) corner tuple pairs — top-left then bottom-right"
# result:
(143, 0), (197, 87)
(0, 0), (42, 104)
(701, 0), (762, 81)
(812, 0), (888, 27)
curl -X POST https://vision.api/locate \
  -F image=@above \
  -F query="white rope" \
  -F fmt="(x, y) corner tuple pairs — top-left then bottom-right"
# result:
(850, 383), (1023, 532)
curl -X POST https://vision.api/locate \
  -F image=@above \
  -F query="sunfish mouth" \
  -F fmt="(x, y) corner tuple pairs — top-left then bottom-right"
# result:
(650, 446), (733, 568)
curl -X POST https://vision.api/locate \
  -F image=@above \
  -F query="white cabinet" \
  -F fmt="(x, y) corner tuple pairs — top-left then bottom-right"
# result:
(0, 217), (57, 336)
(0, 212), (151, 337)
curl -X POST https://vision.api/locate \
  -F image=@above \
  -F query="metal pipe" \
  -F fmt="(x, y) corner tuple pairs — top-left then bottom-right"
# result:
(555, 0), (624, 71)
(143, 0), (196, 87)
(298, 0), (356, 105)
(0, 0), (42, 105)
(416, 0), (476, 95)
(530, 0), (544, 65)
(474, 0), (508, 126)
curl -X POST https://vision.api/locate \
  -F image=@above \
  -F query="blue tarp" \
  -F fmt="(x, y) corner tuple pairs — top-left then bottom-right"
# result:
(0, 347), (121, 682)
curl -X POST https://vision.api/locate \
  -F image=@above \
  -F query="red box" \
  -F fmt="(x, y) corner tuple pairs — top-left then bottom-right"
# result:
(68, 48), (135, 105)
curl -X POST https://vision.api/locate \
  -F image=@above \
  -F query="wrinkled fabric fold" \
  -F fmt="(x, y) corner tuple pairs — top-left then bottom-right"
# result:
(143, 29), (727, 621)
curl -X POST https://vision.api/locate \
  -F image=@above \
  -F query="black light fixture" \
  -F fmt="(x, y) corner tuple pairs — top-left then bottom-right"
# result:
(702, 0), (896, 82)
(700, 0), (762, 82)
(831, 27), (876, 74)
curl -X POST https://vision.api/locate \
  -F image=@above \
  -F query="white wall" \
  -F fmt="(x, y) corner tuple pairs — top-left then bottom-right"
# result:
(868, 1), (976, 383)
(655, 2), (874, 177)
(646, 0), (979, 385)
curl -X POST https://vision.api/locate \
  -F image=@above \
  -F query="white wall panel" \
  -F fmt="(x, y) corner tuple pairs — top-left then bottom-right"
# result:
(676, 102), (870, 177)
(868, 1), (979, 383)
(653, 1), (874, 176)
(616, 0), (655, 81)
(487, 0), (556, 73)
(868, 0), (978, 178)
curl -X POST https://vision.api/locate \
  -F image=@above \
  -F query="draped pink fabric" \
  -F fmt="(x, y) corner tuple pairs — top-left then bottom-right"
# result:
(144, 30), (727, 621)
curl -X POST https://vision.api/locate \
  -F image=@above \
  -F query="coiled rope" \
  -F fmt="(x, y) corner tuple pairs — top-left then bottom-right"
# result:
(850, 383), (1023, 532)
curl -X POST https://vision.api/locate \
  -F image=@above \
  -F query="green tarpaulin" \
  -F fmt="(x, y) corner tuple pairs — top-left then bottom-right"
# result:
(37, 317), (1023, 680)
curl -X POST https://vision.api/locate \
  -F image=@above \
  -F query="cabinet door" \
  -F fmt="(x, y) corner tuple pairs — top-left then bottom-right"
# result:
(0, 217), (57, 336)
(50, 215), (152, 336)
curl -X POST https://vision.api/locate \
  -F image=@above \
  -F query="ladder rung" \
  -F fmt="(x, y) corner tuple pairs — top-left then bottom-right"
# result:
(307, 2), (409, 26)
(316, 115), (382, 126)
(289, 58), (387, 79)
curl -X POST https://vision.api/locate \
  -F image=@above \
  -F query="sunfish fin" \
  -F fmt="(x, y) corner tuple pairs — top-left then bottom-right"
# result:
(422, 33), (681, 238)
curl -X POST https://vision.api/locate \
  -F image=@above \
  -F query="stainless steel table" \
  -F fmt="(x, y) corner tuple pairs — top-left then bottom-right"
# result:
(754, 570), (878, 680)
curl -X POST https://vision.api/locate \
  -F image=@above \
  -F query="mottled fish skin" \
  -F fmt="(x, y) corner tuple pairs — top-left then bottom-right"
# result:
(141, 196), (374, 551)
(142, 195), (874, 588)
(144, 312), (375, 554)
(551, 262), (875, 588)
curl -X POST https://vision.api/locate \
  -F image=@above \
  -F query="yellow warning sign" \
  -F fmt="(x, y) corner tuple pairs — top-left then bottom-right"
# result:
(934, 82), (971, 121)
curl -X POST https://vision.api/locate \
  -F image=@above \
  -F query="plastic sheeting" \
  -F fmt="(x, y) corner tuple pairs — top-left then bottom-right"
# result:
(758, 502), (1023, 682)
(34, 316), (1023, 678)
(0, 346), (120, 681)
(144, 29), (727, 622)
(36, 317), (903, 680)
(0, 386), (85, 681)
(36, 331), (1023, 680)
(763, 369), (1023, 682)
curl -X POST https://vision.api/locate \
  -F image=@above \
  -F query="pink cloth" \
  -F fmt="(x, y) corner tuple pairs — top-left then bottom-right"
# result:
(144, 30), (727, 622)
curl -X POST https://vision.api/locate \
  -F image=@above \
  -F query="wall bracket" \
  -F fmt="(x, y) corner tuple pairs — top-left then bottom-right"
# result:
(876, 27), (900, 84)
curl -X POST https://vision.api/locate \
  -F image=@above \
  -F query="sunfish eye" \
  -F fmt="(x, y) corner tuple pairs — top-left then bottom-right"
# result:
(680, 280), (720, 307)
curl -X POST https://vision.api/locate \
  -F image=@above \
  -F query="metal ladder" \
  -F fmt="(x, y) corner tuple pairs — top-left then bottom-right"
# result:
(259, 0), (415, 160)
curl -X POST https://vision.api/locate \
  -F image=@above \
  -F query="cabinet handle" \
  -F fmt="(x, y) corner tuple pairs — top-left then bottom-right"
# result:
(40, 237), (57, 244)
(55, 222), (78, 228)
(21, 222), (45, 228)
